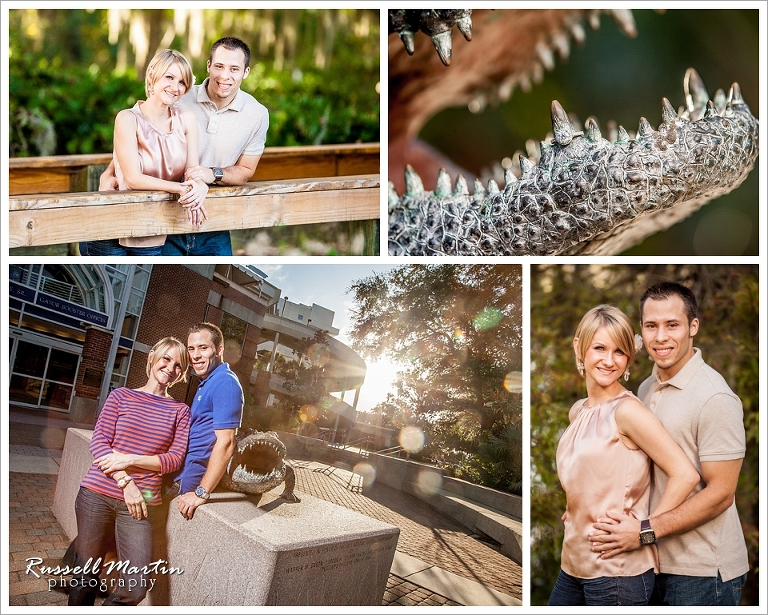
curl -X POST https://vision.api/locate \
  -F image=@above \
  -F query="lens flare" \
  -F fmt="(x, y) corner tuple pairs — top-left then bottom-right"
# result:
(504, 371), (523, 393)
(398, 426), (425, 453)
(473, 307), (503, 330)
(453, 328), (465, 340)
(307, 343), (331, 367)
(300, 404), (318, 423)
(354, 462), (377, 488)
(415, 469), (443, 496)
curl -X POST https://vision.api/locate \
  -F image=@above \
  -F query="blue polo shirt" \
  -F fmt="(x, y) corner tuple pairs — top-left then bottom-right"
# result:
(175, 362), (243, 493)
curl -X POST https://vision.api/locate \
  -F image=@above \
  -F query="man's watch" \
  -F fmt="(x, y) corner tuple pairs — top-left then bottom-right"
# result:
(639, 519), (656, 545)
(116, 475), (133, 490)
(195, 485), (211, 500)
(210, 167), (224, 185)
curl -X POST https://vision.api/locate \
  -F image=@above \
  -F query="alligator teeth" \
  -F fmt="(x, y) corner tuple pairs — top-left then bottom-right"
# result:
(638, 117), (654, 140)
(551, 100), (574, 145)
(728, 82), (744, 106)
(399, 30), (416, 55)
(456, 16), (472, 41)
(585, 117), (602, 142)
(434, 168), (451, 196)
(610, 9), (638, 37)
(536, 41), (555, 71)
(431, 30), (453, 66)
(661, 98), (679, 124)
(405, 164), (424, 195)
(684, 67), (709, 118)
(518, 156), (535, 177)
(453, 175), (469, 196)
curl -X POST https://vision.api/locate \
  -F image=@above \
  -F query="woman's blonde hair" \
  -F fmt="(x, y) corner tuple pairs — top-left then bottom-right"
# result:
(145, 336), (189, 387)
(573, 304), (637, 370)
(145, 49), (194, 99)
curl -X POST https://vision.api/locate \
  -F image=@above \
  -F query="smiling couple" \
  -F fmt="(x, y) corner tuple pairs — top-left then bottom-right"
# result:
(79, 36), (268, 257)
(68, 322), (243, 606)
(549, 281), (748, 607)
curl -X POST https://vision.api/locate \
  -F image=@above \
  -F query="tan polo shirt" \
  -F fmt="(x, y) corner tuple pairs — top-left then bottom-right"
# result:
(181, 78), (268, 168)
(638, 348), (748, 582)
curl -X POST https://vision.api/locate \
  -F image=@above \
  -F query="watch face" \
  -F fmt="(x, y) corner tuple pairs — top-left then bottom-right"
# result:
(640, 530), (656, 545)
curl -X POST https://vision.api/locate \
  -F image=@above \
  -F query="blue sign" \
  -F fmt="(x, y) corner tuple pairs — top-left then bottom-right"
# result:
(34, 293), (109, 327)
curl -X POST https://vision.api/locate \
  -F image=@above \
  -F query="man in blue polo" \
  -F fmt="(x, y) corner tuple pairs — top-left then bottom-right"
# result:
(174, 322), (243, 520)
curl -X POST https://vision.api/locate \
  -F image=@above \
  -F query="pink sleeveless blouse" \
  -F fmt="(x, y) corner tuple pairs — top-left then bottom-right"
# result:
(115, 101), (187, 247)
(556, 390), (658, 578)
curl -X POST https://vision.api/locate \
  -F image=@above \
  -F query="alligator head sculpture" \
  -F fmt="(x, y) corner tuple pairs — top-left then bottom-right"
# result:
(219, 429), (301, 502)
(388, 9), (759, 256)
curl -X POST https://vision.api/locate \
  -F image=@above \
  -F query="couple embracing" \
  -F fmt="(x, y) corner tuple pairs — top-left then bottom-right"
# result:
(550, 281), (748, 607)
(80, 36), (267, 257)
(68, 322), (243, 606)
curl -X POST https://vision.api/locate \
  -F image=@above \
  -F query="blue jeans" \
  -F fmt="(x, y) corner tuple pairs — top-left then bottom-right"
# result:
(162, 231), (232, 256)
(68, 487), (156, 606)
(549, 568), (655, 606)
(651, 571), (747, 606)
(79, 240), (163, 256)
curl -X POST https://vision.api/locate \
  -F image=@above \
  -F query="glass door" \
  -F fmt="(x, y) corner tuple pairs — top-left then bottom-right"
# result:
(9, 338), (80, 411)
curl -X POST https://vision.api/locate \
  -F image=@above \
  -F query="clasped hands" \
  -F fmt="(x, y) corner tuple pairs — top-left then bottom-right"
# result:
(586, 510), (643, 560)
(95, 452), (147, 520)
(179, 176), (209, 227)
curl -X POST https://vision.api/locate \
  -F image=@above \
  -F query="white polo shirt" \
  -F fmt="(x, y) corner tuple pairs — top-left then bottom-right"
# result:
(181, 78), (268, 168)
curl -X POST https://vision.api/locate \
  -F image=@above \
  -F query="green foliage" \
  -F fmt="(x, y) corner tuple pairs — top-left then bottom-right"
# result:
(9, 9), (379, 157)
(529, 265), (760, 606)
(348, 265), (523, 494)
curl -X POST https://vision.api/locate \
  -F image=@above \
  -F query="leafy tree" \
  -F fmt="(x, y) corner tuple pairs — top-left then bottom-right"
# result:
(530, 264), (759, 606)
(348, 265), (523, 493)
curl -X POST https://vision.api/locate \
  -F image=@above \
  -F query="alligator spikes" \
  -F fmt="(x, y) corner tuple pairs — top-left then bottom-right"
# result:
(684, 67), (709, 119)
(388, 181), (399, 211)
(661, 98), (680, 124)
(399, 31), (416, 55)
(434, 168), (452, 196)
(456, 16), (473, 41)
(487, 179), (500, 195)
(616, 126), (630, 143)
(432, 31), (453, 66)
(713, 89), (727, 114)
(704, 100), (718, 119)
(727, 82), (745, 107)
(504, 167), (517, 188)
(404, 164), (424, 195)
(551, 100), (574, 145)
(518, 156), (535, 177)
(638, 117), (654, 141)
(585, 117), (602, 142)
(453, 175), (469, 196)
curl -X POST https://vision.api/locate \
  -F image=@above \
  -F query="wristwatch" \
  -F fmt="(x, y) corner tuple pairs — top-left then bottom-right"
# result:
(210, 167), (224, 185)
(639, 519), (656, 545)
(117, 475), (133, 490)
(195, 485), (211, 500)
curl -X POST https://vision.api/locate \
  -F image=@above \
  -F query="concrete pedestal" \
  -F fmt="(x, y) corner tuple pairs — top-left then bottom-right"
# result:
(52, 428), (399, 606)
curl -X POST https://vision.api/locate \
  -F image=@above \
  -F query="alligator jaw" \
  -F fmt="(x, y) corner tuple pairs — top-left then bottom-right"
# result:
(389, 69), (758, 256)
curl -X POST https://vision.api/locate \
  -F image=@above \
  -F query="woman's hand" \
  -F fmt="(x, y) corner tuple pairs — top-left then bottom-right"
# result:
(179, 179), (209, 226)
(95, 452), (133, 474)
(122, 483), (148, 520)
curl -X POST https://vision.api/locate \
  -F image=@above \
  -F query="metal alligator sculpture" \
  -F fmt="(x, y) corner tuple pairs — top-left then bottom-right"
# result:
(220, 429), (301, 502)
(388, 9), (759, 256)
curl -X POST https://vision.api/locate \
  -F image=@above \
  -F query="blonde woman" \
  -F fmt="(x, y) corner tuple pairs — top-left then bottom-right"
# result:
(81, 49), (207, 255)
(549, 305), (699, 606)
(68, 337), (190, 605)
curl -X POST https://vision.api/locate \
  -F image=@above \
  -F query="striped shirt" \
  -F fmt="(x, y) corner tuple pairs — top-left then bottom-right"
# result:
(80, 388), (190, 506)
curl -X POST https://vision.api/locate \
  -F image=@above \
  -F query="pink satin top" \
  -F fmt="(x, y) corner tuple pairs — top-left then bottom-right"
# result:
(115, 101), (187, 187)
(556, 390), (658, 578)
(114, 101), (187, 247)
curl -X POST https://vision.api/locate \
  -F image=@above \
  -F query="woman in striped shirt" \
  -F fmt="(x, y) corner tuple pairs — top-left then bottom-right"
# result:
(68, 337), (191, 606)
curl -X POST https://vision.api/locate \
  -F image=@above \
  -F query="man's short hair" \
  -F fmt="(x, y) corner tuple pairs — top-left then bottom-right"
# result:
(189, 322), (224, 351)
(209, 37), (251, 69)
(640, 281), (698, 325)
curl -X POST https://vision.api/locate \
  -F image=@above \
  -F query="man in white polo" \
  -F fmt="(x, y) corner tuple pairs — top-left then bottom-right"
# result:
(98, 36), (268, 256)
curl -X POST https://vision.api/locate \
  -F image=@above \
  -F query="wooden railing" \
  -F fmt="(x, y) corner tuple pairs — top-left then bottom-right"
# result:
(8, 143), (380, 195)
(8, 144), (381, 254)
